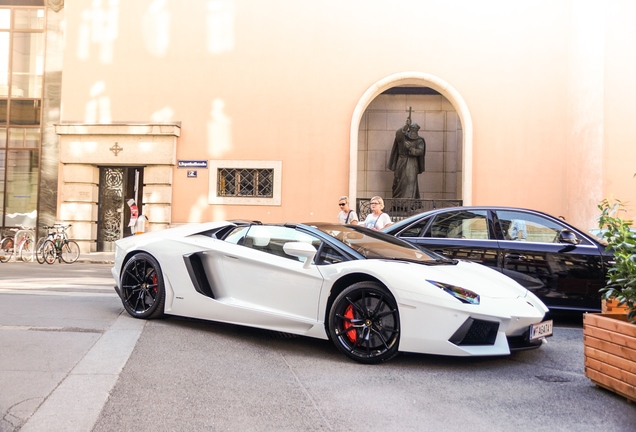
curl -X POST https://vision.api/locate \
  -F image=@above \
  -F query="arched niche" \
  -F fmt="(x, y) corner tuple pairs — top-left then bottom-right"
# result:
(349, 72), (473, 205)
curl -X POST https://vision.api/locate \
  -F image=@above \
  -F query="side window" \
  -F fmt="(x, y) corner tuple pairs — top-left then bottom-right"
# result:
(496, 211), (579, 243)
(224, 226), (249, 244)
(316, 243), (347, 265)
(243, 226), (320, 262)
(399, 217), (430, 238)
(424, 210), (489, 239)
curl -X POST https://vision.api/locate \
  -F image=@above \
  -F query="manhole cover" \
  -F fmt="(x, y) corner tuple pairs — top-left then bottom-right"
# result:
(535, 375), (571, 383)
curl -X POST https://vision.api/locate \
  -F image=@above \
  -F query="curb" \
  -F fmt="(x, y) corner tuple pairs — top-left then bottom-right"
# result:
(77, 259), (115, 264)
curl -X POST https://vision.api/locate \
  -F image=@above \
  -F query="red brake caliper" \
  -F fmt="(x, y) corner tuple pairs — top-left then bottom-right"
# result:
(343, 305), (356, 343)
(151, 273), (158, 293)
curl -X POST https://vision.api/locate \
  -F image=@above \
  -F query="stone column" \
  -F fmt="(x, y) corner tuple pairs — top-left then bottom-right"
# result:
(59, 164), (98, 252)
(142, 165), (173, 232)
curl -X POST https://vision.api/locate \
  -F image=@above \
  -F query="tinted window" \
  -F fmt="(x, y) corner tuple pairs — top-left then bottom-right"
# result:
(496, 210), (588, 244)
(398, 216), (430, 237)
(425, 210), (489, 239)
(317, 224), (437, 262)
(316, 243), (347, 265)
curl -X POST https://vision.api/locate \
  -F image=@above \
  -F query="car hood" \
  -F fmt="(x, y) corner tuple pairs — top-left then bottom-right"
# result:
(374, 259), (529, 300)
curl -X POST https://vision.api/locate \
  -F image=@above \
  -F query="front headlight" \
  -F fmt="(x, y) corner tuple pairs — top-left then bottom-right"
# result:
(427, 280), (480, 305)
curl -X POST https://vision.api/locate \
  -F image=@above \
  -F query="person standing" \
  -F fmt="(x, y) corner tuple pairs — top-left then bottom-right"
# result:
(363, 196), (392, 230)
(337, 196), (359, 225)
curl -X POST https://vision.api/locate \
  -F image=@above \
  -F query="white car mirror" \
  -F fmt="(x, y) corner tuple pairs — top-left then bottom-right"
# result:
(283, 241), (317, 269)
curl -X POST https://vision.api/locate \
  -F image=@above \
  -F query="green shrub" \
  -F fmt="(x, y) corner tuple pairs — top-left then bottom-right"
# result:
(598, 199), (636, 322)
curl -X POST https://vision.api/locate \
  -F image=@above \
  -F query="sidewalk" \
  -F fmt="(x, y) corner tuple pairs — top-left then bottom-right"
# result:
(77, 252), (115, 264)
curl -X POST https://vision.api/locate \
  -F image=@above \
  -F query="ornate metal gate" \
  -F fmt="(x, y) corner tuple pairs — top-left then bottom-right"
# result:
(97, 167), (144, 251)
(97, 168), (124, 252)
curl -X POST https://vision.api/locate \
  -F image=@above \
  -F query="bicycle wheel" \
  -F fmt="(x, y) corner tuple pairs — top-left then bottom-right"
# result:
(42, 240), (57, 265)
(61, 240), (80, 263)
(0, 237), (14, 263)
(19, 237), (34, 262)
(35, 237), (47, 264)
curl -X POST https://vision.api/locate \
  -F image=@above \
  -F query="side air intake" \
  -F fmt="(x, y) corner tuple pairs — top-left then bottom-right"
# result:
(449, 318), (499, 346)
(183, 253), (215, 299)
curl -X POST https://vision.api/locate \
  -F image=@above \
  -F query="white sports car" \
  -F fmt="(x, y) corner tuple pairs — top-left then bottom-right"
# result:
(112, 221), (552, 363)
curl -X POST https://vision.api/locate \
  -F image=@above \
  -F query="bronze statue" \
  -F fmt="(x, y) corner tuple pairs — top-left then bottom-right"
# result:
(387, 113), (426, 199)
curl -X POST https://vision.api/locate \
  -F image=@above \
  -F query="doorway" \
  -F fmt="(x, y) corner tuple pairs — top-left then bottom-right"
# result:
(97, 167), (144, 252)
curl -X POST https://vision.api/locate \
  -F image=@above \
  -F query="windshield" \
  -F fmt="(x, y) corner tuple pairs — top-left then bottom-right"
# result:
(315, 224), (439, 262)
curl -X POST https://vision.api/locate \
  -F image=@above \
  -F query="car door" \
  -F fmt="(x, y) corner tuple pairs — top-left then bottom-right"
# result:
(396, 209), (500, 268)
(493, 210), (605, 311)
(220, 225), (325, 322)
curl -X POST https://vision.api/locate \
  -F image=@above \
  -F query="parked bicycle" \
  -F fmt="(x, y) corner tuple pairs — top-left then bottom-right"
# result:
(35, 224), (80, 264)
(0, 226), (35, 263)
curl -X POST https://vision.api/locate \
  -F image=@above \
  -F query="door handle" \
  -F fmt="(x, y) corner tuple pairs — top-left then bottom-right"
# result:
(505, 253), (527, 260)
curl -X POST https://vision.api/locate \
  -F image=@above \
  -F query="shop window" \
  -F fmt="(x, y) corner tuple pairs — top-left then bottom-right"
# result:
(9, 99), (40, 125)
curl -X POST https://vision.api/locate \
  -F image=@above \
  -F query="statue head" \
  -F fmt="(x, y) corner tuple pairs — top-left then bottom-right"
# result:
(407, 123), (420, 139)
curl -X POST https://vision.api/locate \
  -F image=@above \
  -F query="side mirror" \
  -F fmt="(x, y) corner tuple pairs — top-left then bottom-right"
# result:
(283, 242), (317, 269)
(558, 230), (581, 245)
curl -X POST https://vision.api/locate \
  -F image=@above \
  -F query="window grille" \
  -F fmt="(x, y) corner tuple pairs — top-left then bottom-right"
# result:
(217, 168), (274, 198)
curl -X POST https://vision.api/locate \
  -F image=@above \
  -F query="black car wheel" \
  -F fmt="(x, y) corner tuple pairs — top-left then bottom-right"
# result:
(328, 282), (400, 364)
(120, 252), (165, 319)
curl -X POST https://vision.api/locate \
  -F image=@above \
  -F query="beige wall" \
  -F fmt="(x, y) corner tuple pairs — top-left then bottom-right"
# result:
(55, 0), (636, 231)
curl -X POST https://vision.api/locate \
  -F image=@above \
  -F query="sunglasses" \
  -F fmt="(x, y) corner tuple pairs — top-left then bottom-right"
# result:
(338, 203), (346, 206)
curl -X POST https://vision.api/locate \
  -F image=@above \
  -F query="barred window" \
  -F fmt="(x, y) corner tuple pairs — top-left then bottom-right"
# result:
(217, 168), (273, 198)
(209, 160), (282, 206)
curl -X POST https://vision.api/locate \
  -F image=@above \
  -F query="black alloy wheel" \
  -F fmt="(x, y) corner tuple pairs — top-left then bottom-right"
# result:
(120, 252), (165, 319)
(328, 282), (400, 364)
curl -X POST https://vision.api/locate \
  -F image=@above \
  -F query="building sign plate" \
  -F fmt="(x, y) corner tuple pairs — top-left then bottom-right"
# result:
(178, 160), (208, 168)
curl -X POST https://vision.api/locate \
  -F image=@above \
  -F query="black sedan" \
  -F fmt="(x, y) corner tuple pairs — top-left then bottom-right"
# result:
(383, 206), (612, 313)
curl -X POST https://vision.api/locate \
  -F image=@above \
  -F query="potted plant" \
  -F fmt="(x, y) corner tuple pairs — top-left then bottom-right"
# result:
(597, 198), (636, 320)
(583, 198), (636, 402)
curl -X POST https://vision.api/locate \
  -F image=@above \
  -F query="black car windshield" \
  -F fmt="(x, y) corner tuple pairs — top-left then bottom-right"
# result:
(315, 224), (438, 262)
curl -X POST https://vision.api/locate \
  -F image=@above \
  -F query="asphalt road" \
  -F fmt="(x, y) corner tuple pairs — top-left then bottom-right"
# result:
(1, 262), (635, 432)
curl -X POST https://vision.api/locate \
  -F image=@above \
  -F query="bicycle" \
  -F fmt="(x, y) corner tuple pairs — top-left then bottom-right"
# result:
(35, 225), (57, 264)
(0, 227), (35, 263)
(35, 224), (80, 264)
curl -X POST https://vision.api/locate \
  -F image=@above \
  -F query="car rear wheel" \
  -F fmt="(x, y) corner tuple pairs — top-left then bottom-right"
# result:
(328, 281), (400, 364)
(120, 252), (165, 319)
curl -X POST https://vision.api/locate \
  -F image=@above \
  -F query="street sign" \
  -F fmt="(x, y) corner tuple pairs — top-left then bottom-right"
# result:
(178, 160), (208, 168)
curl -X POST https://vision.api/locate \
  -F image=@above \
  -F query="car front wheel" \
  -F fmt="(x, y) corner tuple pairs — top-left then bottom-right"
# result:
(120, 252), (165, 319)
(328, 282), (400, 364)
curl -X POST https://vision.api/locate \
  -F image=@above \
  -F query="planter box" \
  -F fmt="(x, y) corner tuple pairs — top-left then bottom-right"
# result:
(602, 298), (630, 314)
(583, 313), (636, 403)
